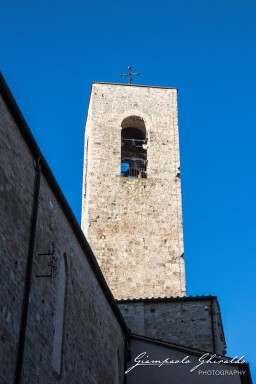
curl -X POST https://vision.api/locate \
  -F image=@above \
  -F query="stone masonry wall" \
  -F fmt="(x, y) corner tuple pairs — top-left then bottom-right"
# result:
(118, 298), (226, 355)
(82, 83), (185, 299)
(0, 91), (126, 384)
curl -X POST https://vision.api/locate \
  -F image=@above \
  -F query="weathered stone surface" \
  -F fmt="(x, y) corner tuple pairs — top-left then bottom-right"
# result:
(82, 83), (186, 299)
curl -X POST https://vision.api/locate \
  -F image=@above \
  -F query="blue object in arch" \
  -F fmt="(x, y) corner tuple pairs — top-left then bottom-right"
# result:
(121, 163), (129, 173)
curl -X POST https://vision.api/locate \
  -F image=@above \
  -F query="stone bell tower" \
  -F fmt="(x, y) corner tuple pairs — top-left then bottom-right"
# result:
(81, 82), (186, 300)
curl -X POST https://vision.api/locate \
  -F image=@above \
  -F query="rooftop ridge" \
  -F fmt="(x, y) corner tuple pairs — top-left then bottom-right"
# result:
(92, 81), (178, 90)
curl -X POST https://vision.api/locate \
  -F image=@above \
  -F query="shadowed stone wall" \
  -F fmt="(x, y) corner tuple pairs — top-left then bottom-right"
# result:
(0, 88), (126, 384)
(118, 297), (226, 355)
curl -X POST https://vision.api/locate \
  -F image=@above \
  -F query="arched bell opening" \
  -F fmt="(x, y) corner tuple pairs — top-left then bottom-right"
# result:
(121, 116), (147, 178)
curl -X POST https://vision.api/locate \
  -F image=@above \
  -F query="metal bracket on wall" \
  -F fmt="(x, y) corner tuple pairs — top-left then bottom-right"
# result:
(36, 242), (58, 278)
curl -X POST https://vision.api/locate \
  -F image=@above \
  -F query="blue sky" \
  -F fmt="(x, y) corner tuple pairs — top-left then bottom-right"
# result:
(1, 0), (255, 380)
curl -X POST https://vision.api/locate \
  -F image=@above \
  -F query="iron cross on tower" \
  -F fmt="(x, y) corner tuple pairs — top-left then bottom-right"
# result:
(120, 66), (139, 84)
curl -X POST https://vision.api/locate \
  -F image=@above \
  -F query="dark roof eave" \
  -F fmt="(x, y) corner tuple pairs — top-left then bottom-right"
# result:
(117, 295), (217, 304)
